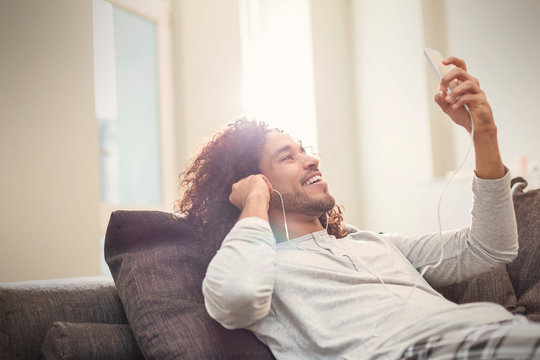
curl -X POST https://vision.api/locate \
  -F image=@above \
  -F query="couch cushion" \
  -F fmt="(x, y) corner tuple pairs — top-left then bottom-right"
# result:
(506, 177), (540, 320)
(435, 265), (519, 313)
(0, 277), (126, 360)
(516, 283), (540, 322)
(104, 210), (274, 360)
(41, 322), (143, 360)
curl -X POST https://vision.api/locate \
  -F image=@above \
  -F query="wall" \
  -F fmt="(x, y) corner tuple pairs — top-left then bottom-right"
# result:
(171, 0), (244, 170)
(0, 0), (101, 282)
(351, 0), (436, 233)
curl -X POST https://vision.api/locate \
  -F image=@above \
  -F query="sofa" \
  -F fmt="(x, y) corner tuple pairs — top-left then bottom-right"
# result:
(1, 177), (538, 359)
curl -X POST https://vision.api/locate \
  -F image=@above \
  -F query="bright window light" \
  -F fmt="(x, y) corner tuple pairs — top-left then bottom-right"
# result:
(240, 0), (318, 150)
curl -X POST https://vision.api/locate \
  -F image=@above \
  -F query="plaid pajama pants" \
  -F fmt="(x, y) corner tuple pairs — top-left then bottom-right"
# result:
(400, 317), (540, 360)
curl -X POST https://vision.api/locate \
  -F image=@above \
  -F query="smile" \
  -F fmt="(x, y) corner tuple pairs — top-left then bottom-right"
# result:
(303, 175), (322, 186)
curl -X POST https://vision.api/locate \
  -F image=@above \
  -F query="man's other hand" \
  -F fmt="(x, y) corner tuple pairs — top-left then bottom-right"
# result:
(434, 56), (505, 179)
(229, 175), (273, 217)
(434, 57), (495, 135)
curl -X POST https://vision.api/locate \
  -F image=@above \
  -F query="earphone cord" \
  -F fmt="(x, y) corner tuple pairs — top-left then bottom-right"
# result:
(272, 189), (329, 247)
(272, 189), (290, 242)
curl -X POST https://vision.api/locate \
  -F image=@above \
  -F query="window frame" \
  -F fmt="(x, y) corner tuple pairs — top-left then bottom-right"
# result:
(94, 0), (175, 272)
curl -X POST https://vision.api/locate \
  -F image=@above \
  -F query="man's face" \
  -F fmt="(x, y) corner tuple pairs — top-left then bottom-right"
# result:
(258, 132), (335, 217)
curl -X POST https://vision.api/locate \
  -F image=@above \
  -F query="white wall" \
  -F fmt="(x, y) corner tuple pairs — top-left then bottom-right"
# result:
(351, 0), (436, 233)
(171, 0), (244, 170)
(0, 0), (101, 282)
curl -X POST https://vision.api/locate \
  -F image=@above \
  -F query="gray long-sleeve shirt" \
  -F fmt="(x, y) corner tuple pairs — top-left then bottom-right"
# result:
(202, 171), (519, 359)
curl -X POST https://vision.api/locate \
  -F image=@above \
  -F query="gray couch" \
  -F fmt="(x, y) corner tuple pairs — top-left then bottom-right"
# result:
(1, 178), (538, 359)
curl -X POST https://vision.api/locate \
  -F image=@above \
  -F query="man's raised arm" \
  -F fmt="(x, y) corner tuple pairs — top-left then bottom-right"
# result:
(202, 175), (276, 329)
(386, 56), (519, 287)
(435, 56), (506, 180)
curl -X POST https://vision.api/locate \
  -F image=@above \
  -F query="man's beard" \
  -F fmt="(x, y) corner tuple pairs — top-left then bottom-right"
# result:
(270, 190), (335, 217)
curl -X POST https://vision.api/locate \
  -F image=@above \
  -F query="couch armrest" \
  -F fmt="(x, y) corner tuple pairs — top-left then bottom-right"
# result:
(0, 276), (127, 359)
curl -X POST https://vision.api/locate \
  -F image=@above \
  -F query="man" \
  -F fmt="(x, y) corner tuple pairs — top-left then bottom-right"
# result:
(176, 57), (540, 359)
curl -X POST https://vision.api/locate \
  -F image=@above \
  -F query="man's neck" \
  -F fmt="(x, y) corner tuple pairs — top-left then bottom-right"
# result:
(268, 210), (324, 242)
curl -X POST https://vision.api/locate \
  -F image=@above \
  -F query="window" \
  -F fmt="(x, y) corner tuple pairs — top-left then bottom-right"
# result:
(94, 0), (162, 205)
(92, 0), (174, 275)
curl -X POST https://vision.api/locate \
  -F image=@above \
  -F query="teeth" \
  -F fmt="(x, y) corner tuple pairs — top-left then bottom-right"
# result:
(304, 175), (322, 186)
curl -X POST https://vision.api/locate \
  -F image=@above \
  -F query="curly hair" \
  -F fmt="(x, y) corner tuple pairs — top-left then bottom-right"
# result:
(175, 118), (348, 243)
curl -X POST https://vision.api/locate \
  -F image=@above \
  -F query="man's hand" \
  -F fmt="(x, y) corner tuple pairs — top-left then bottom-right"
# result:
(434, 56), (495, 134)
(434, 56), (505, 180)
(229, 174), (273, 222)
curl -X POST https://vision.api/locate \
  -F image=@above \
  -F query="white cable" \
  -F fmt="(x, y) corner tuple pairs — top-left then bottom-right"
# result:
(273, 189), (329, 248)
(272, 189), (292, 244)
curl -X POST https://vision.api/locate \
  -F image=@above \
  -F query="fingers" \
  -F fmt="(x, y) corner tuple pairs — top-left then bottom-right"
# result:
(434, 90), (472, 113)
(232, 174), (271, 194)
(444, 80), (481, 104)
(440, 74), (481, 111)
(442, 56), (467, 71)
(448, 93), (479, 110)
(440, 67), (477, 92)
(229, 174), (273, 209)
(434, 92), (451, 113)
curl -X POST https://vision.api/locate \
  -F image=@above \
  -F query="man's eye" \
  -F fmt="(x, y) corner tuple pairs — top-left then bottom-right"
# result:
(281, 154), (293, 161)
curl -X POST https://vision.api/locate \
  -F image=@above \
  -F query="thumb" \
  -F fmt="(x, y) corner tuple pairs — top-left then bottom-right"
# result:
(434, 91), (451, 114)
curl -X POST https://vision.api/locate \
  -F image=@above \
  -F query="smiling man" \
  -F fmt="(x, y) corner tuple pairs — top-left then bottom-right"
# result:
(176, 57), (540, 359)
(230, 131), (337, 241)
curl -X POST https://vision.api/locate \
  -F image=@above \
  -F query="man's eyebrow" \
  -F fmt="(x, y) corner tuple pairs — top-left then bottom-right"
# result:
(272, 144), (306, 159)
(272, 145), (294, 159)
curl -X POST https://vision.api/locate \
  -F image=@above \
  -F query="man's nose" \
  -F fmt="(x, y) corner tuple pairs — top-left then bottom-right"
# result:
(302, 153), (319, 169)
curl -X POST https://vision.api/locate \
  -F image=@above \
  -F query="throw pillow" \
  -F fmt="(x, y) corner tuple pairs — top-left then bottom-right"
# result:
(435, 265), (519, 312)
(104, 210), (274, 360)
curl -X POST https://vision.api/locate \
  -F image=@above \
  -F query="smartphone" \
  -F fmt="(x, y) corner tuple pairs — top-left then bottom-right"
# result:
(424, 47), (456, 94)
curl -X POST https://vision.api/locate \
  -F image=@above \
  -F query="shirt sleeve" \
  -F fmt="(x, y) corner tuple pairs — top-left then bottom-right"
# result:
(380, 169), (518, 287)
(202, 217), (276, 329)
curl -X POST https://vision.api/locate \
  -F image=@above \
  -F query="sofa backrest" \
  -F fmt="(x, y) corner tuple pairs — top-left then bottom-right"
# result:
(0, 277), (125, 359)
